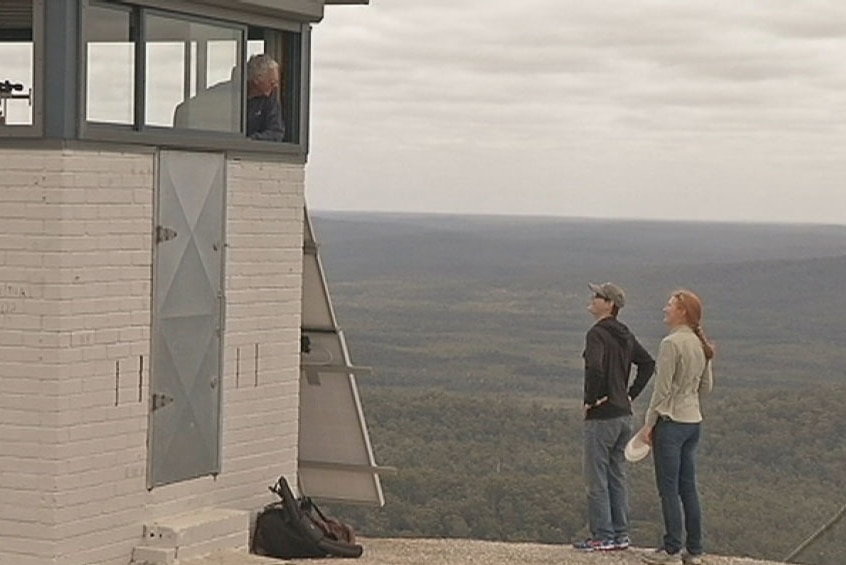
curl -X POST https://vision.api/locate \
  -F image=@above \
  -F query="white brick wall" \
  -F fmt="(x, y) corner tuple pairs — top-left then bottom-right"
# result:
(0, 148), (305, 565)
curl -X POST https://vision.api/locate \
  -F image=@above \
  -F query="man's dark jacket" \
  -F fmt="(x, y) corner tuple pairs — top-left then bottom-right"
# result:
(247, 91), (285, 141)
(583, 317), (655, 420)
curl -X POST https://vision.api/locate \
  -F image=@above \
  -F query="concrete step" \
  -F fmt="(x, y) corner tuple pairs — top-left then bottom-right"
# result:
(133, 508), (250, 564)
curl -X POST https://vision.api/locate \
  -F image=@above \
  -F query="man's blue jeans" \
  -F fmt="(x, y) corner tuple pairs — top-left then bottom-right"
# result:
(652, 419), (703, 556)
(583, 415), (633, 540)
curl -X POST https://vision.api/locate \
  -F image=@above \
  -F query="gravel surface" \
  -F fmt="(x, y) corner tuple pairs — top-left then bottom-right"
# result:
(182, 538), (784, 565)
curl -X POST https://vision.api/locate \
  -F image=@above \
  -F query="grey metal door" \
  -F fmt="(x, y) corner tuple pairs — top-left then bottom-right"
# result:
(148, 150), (226, 489)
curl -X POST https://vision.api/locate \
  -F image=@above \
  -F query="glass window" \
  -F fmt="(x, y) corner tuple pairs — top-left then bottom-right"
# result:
(144, 13), (244, 133)
(247, 27), (301, 143)
(0, 0), (34, 126)
(79, 3), (306, 147)
(85, 3), (135, 125)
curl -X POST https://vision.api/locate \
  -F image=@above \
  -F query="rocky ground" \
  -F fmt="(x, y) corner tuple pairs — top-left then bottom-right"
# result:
(184, 538), (784, 565)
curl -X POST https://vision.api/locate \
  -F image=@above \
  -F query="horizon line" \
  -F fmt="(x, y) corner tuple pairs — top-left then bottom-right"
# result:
(308, 207), (846, 229)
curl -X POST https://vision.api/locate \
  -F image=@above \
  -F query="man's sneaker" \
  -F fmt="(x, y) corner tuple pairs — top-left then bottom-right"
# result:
(613, 535), (631, 550)
(573, 538), (616, 552)
(682, 553), (704, 565)
(642, 548), (683, 564)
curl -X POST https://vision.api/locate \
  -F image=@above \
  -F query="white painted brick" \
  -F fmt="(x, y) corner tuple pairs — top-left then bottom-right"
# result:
(0, 537), (58, 559)
(0, 518), (56, 540)
(0, 424), (54, 444)
(0, 377), (43, 396)
(62, 451), (120, 475)
(0, 500), (52, 525)
(1, 148), (305, 565)
(0, 330), (25, 346)
(129, 341), (151, 356)
(0, 486), (57, 511)
(58, 525), (141, 563)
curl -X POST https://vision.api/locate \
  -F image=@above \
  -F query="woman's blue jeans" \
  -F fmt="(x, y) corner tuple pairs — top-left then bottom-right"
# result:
(652, 419), (703, 556)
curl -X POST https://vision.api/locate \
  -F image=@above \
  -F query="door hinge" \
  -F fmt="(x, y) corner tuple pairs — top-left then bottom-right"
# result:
(151, 393), (174, 411)
(156, 226), (178, 243)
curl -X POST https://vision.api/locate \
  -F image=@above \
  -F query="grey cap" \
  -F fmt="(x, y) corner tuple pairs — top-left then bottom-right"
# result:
(589, 282), (626, 308)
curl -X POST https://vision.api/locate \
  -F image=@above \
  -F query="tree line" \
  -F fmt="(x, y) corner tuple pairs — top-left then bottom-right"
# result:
(329, 386), (846, 565)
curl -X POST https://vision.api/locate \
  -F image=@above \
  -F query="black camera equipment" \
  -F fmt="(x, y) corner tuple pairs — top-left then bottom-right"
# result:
(0, 80), (24, 94)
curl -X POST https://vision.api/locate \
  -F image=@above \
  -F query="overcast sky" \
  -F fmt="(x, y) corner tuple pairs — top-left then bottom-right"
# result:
(307, 0), (846, 224)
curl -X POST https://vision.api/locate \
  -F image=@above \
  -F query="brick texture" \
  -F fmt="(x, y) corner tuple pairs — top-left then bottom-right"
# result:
(0, 148), (304, 565)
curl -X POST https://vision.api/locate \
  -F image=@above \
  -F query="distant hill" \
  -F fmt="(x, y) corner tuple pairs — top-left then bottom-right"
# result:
(312, 211), (846, 280)
(311, 211), (846, 392)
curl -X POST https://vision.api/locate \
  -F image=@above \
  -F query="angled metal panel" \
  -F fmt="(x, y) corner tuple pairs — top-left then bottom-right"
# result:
(298, 208), (385, 505)
(149, 150), (225, 489)
(301, 251), (333, 331)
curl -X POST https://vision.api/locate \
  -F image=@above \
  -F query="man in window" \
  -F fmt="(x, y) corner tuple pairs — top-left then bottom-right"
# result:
(246, 54), (285, 142)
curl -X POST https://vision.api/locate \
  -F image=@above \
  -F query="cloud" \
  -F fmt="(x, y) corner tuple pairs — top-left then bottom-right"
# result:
(308, 0), (846, 225)
(314, 1), (846, 126)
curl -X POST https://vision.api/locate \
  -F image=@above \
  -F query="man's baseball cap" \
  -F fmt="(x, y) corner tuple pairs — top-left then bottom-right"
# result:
(589, 282), (626, 308)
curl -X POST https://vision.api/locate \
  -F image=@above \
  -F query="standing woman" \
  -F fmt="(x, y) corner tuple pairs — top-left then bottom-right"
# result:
(641, 290), (714, 565)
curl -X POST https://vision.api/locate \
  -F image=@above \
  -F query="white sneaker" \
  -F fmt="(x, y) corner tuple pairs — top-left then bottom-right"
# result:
(642, 548), (682, 564)
(683, 553), (704, 565)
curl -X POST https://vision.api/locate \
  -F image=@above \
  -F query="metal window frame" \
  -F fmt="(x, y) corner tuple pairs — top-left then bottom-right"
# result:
(77, 0), (310, 158)
(128, 0), (307, 32)
(299, 23), (311, 154)
(0, 0), (44, 138)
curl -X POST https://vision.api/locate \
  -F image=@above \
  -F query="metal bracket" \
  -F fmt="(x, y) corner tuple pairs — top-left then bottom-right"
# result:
(301, 365), (373, 386)
(151, 393), (174, 412)
(156, 226), (178, 243)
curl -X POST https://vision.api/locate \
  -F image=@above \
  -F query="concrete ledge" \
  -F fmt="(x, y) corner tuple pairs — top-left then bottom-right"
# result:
(131, 545), (176, 565)
(176, 532), (249, 561)
(137, 508), (250, 564)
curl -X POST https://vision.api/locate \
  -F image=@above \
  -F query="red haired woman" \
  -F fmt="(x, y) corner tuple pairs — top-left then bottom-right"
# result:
(641, 290), (715, 565)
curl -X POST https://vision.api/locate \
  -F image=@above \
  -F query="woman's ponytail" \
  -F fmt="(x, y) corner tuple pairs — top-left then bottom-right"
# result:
(674, 289), (715, 360)
(692, 325), (715, 360)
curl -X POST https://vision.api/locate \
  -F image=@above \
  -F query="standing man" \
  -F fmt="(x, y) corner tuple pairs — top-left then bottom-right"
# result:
(246, 53), (285, 141)
(574, 282), (655, 552)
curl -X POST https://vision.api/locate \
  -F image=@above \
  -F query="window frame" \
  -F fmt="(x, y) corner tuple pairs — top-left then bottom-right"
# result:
(0, 0), (44, 138)
(78, 0), (310, 156)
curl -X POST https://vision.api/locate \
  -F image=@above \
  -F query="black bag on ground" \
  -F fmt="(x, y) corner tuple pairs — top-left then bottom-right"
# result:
(252, 475), (364, 559)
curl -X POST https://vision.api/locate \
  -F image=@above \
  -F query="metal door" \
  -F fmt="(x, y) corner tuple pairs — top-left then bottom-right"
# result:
(148, 150), (226, 489)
